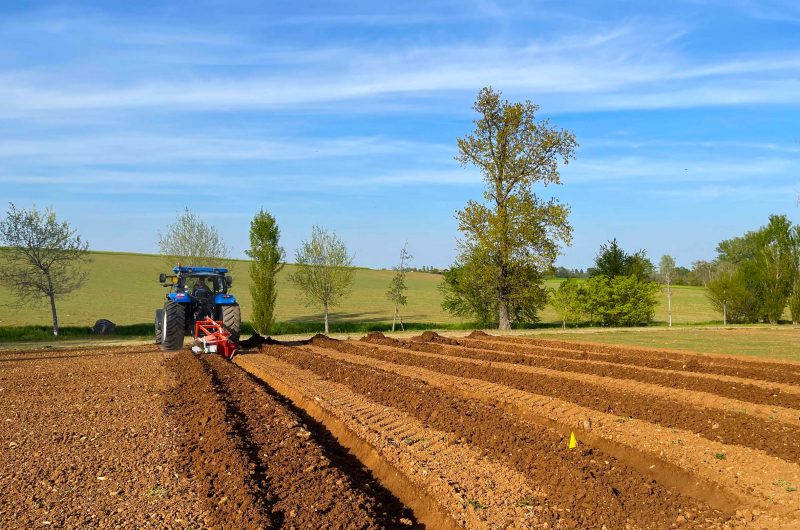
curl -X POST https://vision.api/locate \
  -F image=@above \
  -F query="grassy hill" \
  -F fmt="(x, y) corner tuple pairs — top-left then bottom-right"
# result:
(0, 250), (719, 328)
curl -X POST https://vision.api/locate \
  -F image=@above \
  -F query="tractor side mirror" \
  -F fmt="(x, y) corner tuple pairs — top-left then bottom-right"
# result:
(226, 276), (233, 287)
(159, 273), (166, 283)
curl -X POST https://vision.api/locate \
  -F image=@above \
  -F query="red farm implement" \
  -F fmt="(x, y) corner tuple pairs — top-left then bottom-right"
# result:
(191, 318), (237, 360)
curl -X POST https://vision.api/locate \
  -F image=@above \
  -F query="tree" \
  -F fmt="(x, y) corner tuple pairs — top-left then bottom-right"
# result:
(659, 255), (676, 327)
(0, 203), (90, 336)
(386, 243), (412, 332)
(690, 260), (716, 287)
(579, 275), (658, 327)
(706, 263), (755, 324)
(246, 209), (284, 334)
(439, 255), (498, 326)
(590, 239), (628, 277)
(713, 215), (797, 324)
(440, 245), (548, 326)
(790, 226), (800, 325)
(290, 226), (355, 334)
(754, 215), (795, 324)
(158, 207), (232, 269)
(590, 239), (654, 280)
(450, 86), (577, 330)
(550, 279), (583, 328)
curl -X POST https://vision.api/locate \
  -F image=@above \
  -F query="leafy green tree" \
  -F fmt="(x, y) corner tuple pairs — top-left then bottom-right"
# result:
(448, 86), (577, 330)
(706, 263), (756, 324)
(0, 203), (90, 336)
(659, 255), (676, 327)
(550, 279), (583, 328)
(246, 209), (284, 334)
(439, 255), (497, 325)
(441, 245), (549, 326)
(590, 239), (628, 277)
(754, 215), (795, 323)
(386, 243), (412, 331)
(713, 214), (796, 323)
(590, 239), (653, 280)
(788, 278), (800, 325)
(790, 226), (800, 325)
(290, 226), (355, 334)
(158, 207), (232, 269)
(690, 260), (716, 287)
(577, 275), (658, 326)
(606, 275), (660, 326)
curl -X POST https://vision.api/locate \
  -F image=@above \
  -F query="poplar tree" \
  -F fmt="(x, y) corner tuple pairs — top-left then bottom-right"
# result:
(246, 209), (284, 334)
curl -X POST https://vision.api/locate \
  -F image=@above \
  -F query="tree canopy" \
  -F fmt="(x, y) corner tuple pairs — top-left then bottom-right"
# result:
(158, 207), (232, 269)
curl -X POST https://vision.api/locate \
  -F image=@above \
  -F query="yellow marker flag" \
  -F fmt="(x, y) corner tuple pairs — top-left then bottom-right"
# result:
(568, 432), (577, 449)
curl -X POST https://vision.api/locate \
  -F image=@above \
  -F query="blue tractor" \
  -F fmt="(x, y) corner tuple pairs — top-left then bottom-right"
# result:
(154, 266), (241, 351)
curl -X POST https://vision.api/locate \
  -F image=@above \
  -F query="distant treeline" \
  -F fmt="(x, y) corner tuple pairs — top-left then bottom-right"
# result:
(551, 263), (713, 286)
(406, 265), (446, 275)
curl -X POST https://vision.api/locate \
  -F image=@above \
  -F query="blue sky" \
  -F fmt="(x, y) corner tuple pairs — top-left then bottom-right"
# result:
(1, 0), (798, 270)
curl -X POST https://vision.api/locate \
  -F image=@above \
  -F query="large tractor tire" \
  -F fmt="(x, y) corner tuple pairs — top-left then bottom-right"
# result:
(154, 309), (164, 344)
(161, 301), (186, 351)
(220, 304), (241, 343)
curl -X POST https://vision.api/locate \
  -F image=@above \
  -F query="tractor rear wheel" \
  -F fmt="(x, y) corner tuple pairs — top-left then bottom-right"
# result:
(161, 301), (185, 351)
(154, 309), (164, 344)
(220, 304), (241, 343)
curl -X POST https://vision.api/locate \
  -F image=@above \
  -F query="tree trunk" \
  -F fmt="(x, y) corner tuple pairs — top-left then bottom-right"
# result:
(667, 282), (672, 327)
(47, 275), (58, 337)
(498, 299), (511, 331)
(392, 305), (397, 332)
(323, 302), (329, 334)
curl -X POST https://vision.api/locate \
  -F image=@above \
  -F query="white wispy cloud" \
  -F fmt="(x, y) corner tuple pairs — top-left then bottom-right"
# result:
(0, 16), (797, 116)
(0, 135), (452, 164)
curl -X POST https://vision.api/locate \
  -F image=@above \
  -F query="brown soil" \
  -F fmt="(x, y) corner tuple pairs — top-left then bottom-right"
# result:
(166, 351), (275, 529)
(304, 340), (800, 525)
(4, 336), (799, 529)
(264, 342), (731, 530)
(199, 353), (420, 529)
(369, 335), (800, 409)
(0, 348), (205, 529)
(347, 337), (800, 463)
(471, 334), (800, 385)
(237, 354), (541, 530)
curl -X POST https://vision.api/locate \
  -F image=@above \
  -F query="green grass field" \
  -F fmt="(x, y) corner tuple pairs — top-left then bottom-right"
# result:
(519, 326), (800, 362)
(0, 250), (719, 328)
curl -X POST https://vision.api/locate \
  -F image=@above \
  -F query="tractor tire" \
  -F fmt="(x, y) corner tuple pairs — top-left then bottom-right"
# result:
(220, 304), (241, 343)
(154, 309), (164, 344)
(161, 301), (185, 351)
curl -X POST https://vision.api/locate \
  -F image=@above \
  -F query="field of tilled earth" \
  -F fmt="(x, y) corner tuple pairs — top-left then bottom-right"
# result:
(1, 332), (799, 529)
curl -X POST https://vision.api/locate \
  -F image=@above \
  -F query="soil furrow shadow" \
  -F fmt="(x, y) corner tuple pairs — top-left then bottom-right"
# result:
(210, 355), (423, 529)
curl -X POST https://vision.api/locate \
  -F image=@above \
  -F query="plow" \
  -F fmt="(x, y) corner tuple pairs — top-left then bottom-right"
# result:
(191, 317), (237, 360)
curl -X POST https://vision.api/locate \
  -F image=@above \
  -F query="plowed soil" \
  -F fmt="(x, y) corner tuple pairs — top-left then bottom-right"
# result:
(3, 332), (800, 529)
